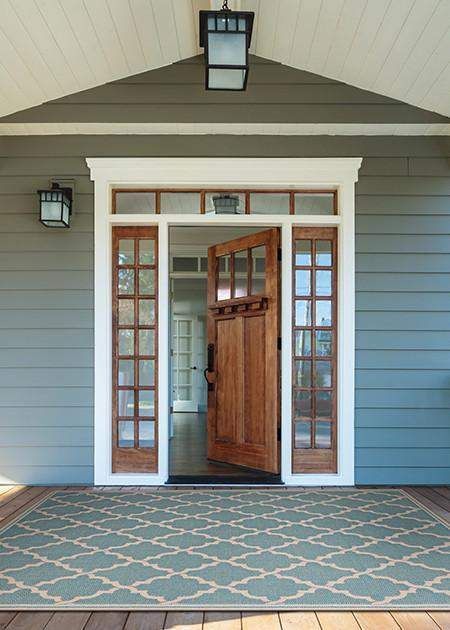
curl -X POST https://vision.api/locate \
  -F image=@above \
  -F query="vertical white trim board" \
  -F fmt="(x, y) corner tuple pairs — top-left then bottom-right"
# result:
(87, 158), (361, 486)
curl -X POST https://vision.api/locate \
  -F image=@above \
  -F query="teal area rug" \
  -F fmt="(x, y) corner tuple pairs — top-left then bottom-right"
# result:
(0, 488), (449, 610)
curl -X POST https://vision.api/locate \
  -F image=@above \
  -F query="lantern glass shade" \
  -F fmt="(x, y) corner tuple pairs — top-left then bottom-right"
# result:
(200, 10), (254, 91)
(38, 185), (72, 228)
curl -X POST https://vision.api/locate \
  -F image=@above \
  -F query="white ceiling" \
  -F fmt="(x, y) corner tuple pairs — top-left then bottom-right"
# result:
(0, 0), (449, 120)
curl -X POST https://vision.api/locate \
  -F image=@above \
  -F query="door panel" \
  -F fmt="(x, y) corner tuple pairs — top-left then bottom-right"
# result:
(206, 228), (280, 473)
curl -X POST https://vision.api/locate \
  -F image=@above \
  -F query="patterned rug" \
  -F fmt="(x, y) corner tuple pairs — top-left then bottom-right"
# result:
(0, 488), (449, 610)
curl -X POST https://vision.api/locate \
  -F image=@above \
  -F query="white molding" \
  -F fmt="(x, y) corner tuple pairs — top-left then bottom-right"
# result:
(2, 123), (450, 136)
(88, 157), (360, 486)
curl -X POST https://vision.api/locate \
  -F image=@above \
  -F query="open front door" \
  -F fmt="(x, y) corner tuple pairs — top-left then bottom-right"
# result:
(206, 228), (280, 473)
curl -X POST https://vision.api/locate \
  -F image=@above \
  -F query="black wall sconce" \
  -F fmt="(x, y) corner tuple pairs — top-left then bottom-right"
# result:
(37, 182), (73, 228)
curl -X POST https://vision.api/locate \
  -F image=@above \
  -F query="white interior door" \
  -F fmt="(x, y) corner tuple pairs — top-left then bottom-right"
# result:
(172, 315), (198, 412)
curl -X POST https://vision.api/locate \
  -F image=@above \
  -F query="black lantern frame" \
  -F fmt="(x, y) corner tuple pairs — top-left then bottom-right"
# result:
(199, 4), (254, 91)
(37, 182), (73, 228)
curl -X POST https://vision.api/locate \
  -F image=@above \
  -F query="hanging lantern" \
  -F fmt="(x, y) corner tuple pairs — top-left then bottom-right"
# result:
(212, 194), (241, 214)
(37, 183), (72, 228)
(199, 1), (254, 91)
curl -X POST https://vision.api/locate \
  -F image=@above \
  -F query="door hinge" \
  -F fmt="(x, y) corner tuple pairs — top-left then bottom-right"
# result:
(277, 427), (281, 441)
(277, 336), (282, 351)
(277, 247), (282, 261)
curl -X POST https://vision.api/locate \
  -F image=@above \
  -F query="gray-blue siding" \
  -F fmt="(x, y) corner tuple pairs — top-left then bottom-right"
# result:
(0, 135), (449, 485)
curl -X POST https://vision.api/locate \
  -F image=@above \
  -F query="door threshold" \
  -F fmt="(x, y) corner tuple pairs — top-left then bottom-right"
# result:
(167, 474), (284, 485)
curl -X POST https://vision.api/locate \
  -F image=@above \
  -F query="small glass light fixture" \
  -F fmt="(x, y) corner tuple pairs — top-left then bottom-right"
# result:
(37, 182), (73, 228)
(213, 194), (241, 214)
(199, 0), (254, 91)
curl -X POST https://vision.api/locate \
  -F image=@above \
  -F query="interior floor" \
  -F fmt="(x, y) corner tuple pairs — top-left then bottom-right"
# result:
(169, 413), (277, 479)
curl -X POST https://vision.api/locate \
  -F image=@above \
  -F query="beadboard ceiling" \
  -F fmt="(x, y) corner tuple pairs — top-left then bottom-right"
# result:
(0, 0), (449, 120)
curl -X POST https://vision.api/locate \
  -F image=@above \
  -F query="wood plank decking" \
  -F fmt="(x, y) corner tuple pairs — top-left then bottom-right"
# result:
(0, 485), (448, 630)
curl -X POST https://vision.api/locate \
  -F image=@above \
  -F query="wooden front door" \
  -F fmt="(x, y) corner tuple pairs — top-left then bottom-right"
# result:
(206, 228), (280, 473)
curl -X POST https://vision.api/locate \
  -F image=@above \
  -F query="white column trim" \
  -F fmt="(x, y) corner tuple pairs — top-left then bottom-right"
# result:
(87, 157), (361, 486)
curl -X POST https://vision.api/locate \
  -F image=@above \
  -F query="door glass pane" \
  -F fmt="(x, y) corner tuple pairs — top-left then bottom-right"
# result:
(118, 420), (134, 447)
(316, 270), (332, 296)
(295, 240), (311, 266)
(315, 391), (332, 418)
(118, 269), (134, 294)
(234, 250), (248, 298)
(118, 329), (134, 356)
(118, 359), (134, 386)
(250, 193), (290, 214)
(295, 421), (311, 448)
(177, 386), (191, 400)
(316, 240), (332, 266)
(139, 269), (155, 295)
(295, 270), (311, 296)
(118, 239), (134, 265)
(217, 255), (231, 300)
(178, 337), (191, 352)
(315, 421), (332, 448)
(178, 320), (191, 335)
(294, 330), (311, 356)
(139, 390), (155, 417)
(139, 239), (155, 265)
(295, 300), (312, 326)
(315, 360), (332, 387)
(251, 246), (265, 294)
(295, 193), (335, 215)
(139, 359), (155, 386)
(139, 420), (155, 447)
(294, 360), (311, 387)
(160, 192), (200, 214)
(139, 299), (155, 325)
(294, 390), (312, 419)
(316, 301), (332, 326)
(177, 353), (190, 368)
(115, 192), (156, 214)
(139, 329), (155, 356)
(172, 257), (198, 272)
(118, 390), (134, 417)
(316, 330), (332, 356)
(118, 299), (134, 325)
(178, 369), (192, 385)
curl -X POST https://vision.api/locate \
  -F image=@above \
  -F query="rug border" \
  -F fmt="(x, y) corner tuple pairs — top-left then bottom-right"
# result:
(0, 489), (59, 536)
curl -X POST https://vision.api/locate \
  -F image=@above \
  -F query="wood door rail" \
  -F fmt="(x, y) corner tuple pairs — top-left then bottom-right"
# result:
(208, 295), (268, 315)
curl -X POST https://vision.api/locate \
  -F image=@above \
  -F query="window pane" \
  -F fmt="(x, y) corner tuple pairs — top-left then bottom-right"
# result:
(250, 193), (290, 214)
(295, 193), (335, 215)
(118, 329), (134, 356)
(294, 390), (312, 419)
(139, 329), (155, 356)
(206, 192), (245, 215)
(139, 420), (155, 447)
(316, 241), (332, 266)
(316, 330), (332, 356)
(316, 301), (332, 326)
(139, 240), (154, 265)
(118, 269), (134, 295)
(295, 421), (311, 448)
(295, 300), (312, 326)
(139, 359), (155, 386)
(294, 330), (311, 356)
(118, 239), (134, 265)
(315, 360), (332, 387)
(118, 420), (134, 447)
(294, 360), (311, 387)
(118, 390), (134, 417)
(295, 270), (311, 296)
(251, 246), (265, 294)
(295, 240), (311, 266)
(115, 192), (156, 214)
(234, 250), (248, 298)
(178, 337), (191, 352)
(160, 192), (200, 214)
(118, 359), (134, 386)
(217, 255), (231, 300)
(316, 270), (332, 296)
(315, 391), (332, 418)
(173, 257), (198, 272)
(139, 390), (155, 417)
(139, 269), (155, 295)
(118, 299), (134, 325)
(139, 299), (155, 325)
(315, 421), (332, 449)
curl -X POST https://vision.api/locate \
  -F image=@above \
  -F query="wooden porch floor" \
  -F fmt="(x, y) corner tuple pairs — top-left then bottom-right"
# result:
(0, 485), (448, 630)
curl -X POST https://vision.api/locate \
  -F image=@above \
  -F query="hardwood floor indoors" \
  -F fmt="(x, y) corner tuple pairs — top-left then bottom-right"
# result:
(0, 485), (448, 629)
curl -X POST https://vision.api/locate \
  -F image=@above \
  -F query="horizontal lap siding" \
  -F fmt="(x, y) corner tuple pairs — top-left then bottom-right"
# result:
(0, 135), (449, 485)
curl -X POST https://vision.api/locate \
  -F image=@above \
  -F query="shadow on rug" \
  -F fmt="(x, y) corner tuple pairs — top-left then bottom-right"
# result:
(0, 488), (448, 610)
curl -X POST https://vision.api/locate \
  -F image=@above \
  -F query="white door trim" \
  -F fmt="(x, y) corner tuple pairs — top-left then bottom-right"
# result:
(87, 157), (361, 486)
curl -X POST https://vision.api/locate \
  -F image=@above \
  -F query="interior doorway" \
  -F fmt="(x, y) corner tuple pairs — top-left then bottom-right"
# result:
(168, 226), (281, 483)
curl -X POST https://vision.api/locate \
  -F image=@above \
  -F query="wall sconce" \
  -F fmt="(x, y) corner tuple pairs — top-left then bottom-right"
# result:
(37, 182), (73, 228)
(199, 0), (254, 91)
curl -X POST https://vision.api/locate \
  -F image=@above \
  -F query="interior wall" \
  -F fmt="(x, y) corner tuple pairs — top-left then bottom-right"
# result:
(0, 135), (449, 485)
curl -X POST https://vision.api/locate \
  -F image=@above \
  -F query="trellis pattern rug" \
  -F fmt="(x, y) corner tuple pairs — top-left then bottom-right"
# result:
(0, 488), (449, 610)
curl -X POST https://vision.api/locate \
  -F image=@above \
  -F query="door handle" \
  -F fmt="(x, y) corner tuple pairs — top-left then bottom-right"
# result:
(204, 343), (215, 391)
